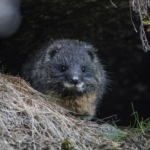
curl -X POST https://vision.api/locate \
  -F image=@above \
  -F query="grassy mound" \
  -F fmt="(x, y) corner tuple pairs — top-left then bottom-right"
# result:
(0, 73), (149, 150)
(0, 73), (117, 150)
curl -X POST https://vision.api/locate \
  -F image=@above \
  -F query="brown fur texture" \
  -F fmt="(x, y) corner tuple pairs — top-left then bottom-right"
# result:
(47, 92), (96, 116)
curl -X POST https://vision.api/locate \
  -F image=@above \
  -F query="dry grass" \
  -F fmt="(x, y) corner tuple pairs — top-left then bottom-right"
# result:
(0, 73), (149, 150)
(0, 73), (121, 150)
(130, 0), (150, 51)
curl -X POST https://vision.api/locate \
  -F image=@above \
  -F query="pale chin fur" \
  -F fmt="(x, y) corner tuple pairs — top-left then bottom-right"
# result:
(64, 82), (84, 91)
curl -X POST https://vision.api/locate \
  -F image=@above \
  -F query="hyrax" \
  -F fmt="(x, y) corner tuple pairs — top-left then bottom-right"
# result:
(22, 39), (107, 119)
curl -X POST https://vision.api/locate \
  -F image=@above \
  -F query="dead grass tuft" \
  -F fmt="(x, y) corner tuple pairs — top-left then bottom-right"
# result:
(0, 73), (120, 150)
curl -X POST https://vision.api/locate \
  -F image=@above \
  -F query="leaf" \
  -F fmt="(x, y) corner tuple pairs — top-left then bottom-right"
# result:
(142, 21), (150, 25)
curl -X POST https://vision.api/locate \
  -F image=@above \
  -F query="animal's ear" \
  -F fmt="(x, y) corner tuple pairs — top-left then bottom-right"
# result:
(85, 46), (97, 60)
(48, 44), (62, 58)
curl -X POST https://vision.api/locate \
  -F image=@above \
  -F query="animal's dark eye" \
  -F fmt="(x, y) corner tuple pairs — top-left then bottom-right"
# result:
(61, 66), (66, 72)
(82, 67), (85, 72)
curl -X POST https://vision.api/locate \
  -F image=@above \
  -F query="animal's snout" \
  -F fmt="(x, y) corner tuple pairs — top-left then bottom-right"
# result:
(70, 76), (80, 85)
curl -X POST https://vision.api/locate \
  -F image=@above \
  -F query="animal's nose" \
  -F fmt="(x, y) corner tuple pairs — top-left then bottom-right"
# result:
(70, 77), (80, 84)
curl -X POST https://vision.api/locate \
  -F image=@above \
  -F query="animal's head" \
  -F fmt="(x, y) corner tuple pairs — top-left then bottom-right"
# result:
(45, 39), (105, 96)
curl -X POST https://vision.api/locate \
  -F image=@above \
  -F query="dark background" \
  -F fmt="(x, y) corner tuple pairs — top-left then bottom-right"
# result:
(0, 0), (150, 126)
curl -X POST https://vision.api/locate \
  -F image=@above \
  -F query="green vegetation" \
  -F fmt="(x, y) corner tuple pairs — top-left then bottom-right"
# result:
(131, 102), (150, 135)
(101, 103), (150, 142)
(101, 125), (128, 142)
(3, 78), (7, 92)
(61, 139), (75, 150)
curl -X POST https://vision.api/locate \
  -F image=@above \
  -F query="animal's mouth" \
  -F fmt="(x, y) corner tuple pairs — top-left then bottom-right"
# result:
(64, 82), (84, 91)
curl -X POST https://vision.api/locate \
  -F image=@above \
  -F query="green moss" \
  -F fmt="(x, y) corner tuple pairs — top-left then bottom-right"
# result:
(61, 139), (75, 150)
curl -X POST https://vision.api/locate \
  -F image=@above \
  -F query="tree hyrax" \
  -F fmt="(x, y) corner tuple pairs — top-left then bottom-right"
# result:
(22, 39), (107, 119)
